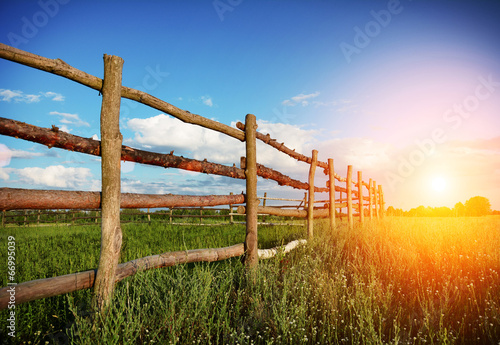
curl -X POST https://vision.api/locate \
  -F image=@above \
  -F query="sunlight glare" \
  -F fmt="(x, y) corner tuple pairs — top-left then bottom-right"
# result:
(431, 176), (447, 193)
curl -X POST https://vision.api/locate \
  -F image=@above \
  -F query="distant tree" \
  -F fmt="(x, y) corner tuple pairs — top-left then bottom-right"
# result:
(453, 202), (466, 217)
(434, 206), (452, 217)
(465, 196), (491, 216)
(386, 206), (395, 216)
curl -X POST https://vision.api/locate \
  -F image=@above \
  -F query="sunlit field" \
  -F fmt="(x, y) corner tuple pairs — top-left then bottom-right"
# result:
(1, 216), (499, 344)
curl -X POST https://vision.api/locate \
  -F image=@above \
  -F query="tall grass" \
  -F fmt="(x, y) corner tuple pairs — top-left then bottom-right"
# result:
(1, 217), (499, 344)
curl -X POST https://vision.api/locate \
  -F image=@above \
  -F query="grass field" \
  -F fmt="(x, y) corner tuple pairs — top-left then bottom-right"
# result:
(1, 216), (499, 344)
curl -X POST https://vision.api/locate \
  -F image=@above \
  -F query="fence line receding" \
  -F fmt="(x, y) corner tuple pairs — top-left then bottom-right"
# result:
(0, 43), (385, 311)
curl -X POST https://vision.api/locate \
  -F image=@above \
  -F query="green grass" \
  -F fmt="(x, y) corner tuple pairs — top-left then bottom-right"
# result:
(1, 217), (499, 344)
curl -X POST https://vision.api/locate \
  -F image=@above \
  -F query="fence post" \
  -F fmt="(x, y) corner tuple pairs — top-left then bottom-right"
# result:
(244, 114), (258, 268)
(368, 178), (373, 220)
(357, 171), (364, 225)
(307, 150), (318, 238)
(93, 54), (124, 313)
(328, 158), (335, 231)
(229, 192), (234, 224)
(378, 185), (385, 218)
(373, 181), (379, 220)
(339, 191), (343, 221)
(262, 192), (267, 223)
(347, 165), (353, 229)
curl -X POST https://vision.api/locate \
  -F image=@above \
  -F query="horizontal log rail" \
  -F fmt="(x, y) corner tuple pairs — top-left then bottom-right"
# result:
(0, 43), (245, 141)
(0, 243), (244, 309)
(0, 238), (306, 310)
(241, 157), (327, 192)
(237, 205), (334, 219)
(0, 117), (245, 179)
(236, 122), (350, 182)
(0, 188), (245, 211)
(0, 118), (327, 192)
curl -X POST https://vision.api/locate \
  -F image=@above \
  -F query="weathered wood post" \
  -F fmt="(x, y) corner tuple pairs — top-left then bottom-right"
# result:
(378, 185), (385, 218)
(244, 114), (258, 268)
(328, 158), (336, 230)
(339, 191), (343, 221)
(357, 171), (364, 225)
(229, 192), (234, 224)
(93, 54), (124, 312)
(373, 180), (379, 219)
(307, 150), (318, 238)
(346, 165), (353, 229)
(368, 178), (373, 220)
(262, 192), (267, 223)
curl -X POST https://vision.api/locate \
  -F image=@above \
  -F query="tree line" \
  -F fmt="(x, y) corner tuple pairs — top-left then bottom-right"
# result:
(387, 196), (498, 217)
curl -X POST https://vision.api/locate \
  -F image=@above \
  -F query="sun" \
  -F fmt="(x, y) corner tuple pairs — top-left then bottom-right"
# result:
(431, 176), (447, 192)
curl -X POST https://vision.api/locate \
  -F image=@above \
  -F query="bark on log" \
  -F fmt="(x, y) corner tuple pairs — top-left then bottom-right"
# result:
(0, 117), (246, 180)
(0, 188), (245, 211)
(0, 43), (244, 141)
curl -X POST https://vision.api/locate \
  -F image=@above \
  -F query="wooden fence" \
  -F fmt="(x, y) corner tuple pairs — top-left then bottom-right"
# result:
(0, 43), (385, 311)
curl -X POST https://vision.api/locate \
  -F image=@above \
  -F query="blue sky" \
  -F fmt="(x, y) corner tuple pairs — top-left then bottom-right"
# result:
(1, 0), (500, 210)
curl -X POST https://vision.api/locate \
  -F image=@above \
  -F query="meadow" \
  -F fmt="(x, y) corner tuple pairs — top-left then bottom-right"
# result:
(0, 216), (499, 344)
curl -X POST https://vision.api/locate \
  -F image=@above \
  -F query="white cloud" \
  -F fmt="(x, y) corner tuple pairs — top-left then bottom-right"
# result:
(282, 92), (320, 106)
(127, 114), (242, 164)
(0, 89), (40, 103)
(0, 89), (22, 102)
(16, 165), (94, 189)
(0, 89), (64, 103)
(201, 95), (213, 107)
(49, 111), (90, 128)
(0, 168), (10, 180)
(125, 114), (322, 181)
(42, 91), (64, 101)
(0, 144), (12, 167)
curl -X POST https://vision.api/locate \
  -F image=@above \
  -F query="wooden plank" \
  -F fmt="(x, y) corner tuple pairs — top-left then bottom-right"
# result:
(243, 114), (258, 268)
(373, 180), (379, 219)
